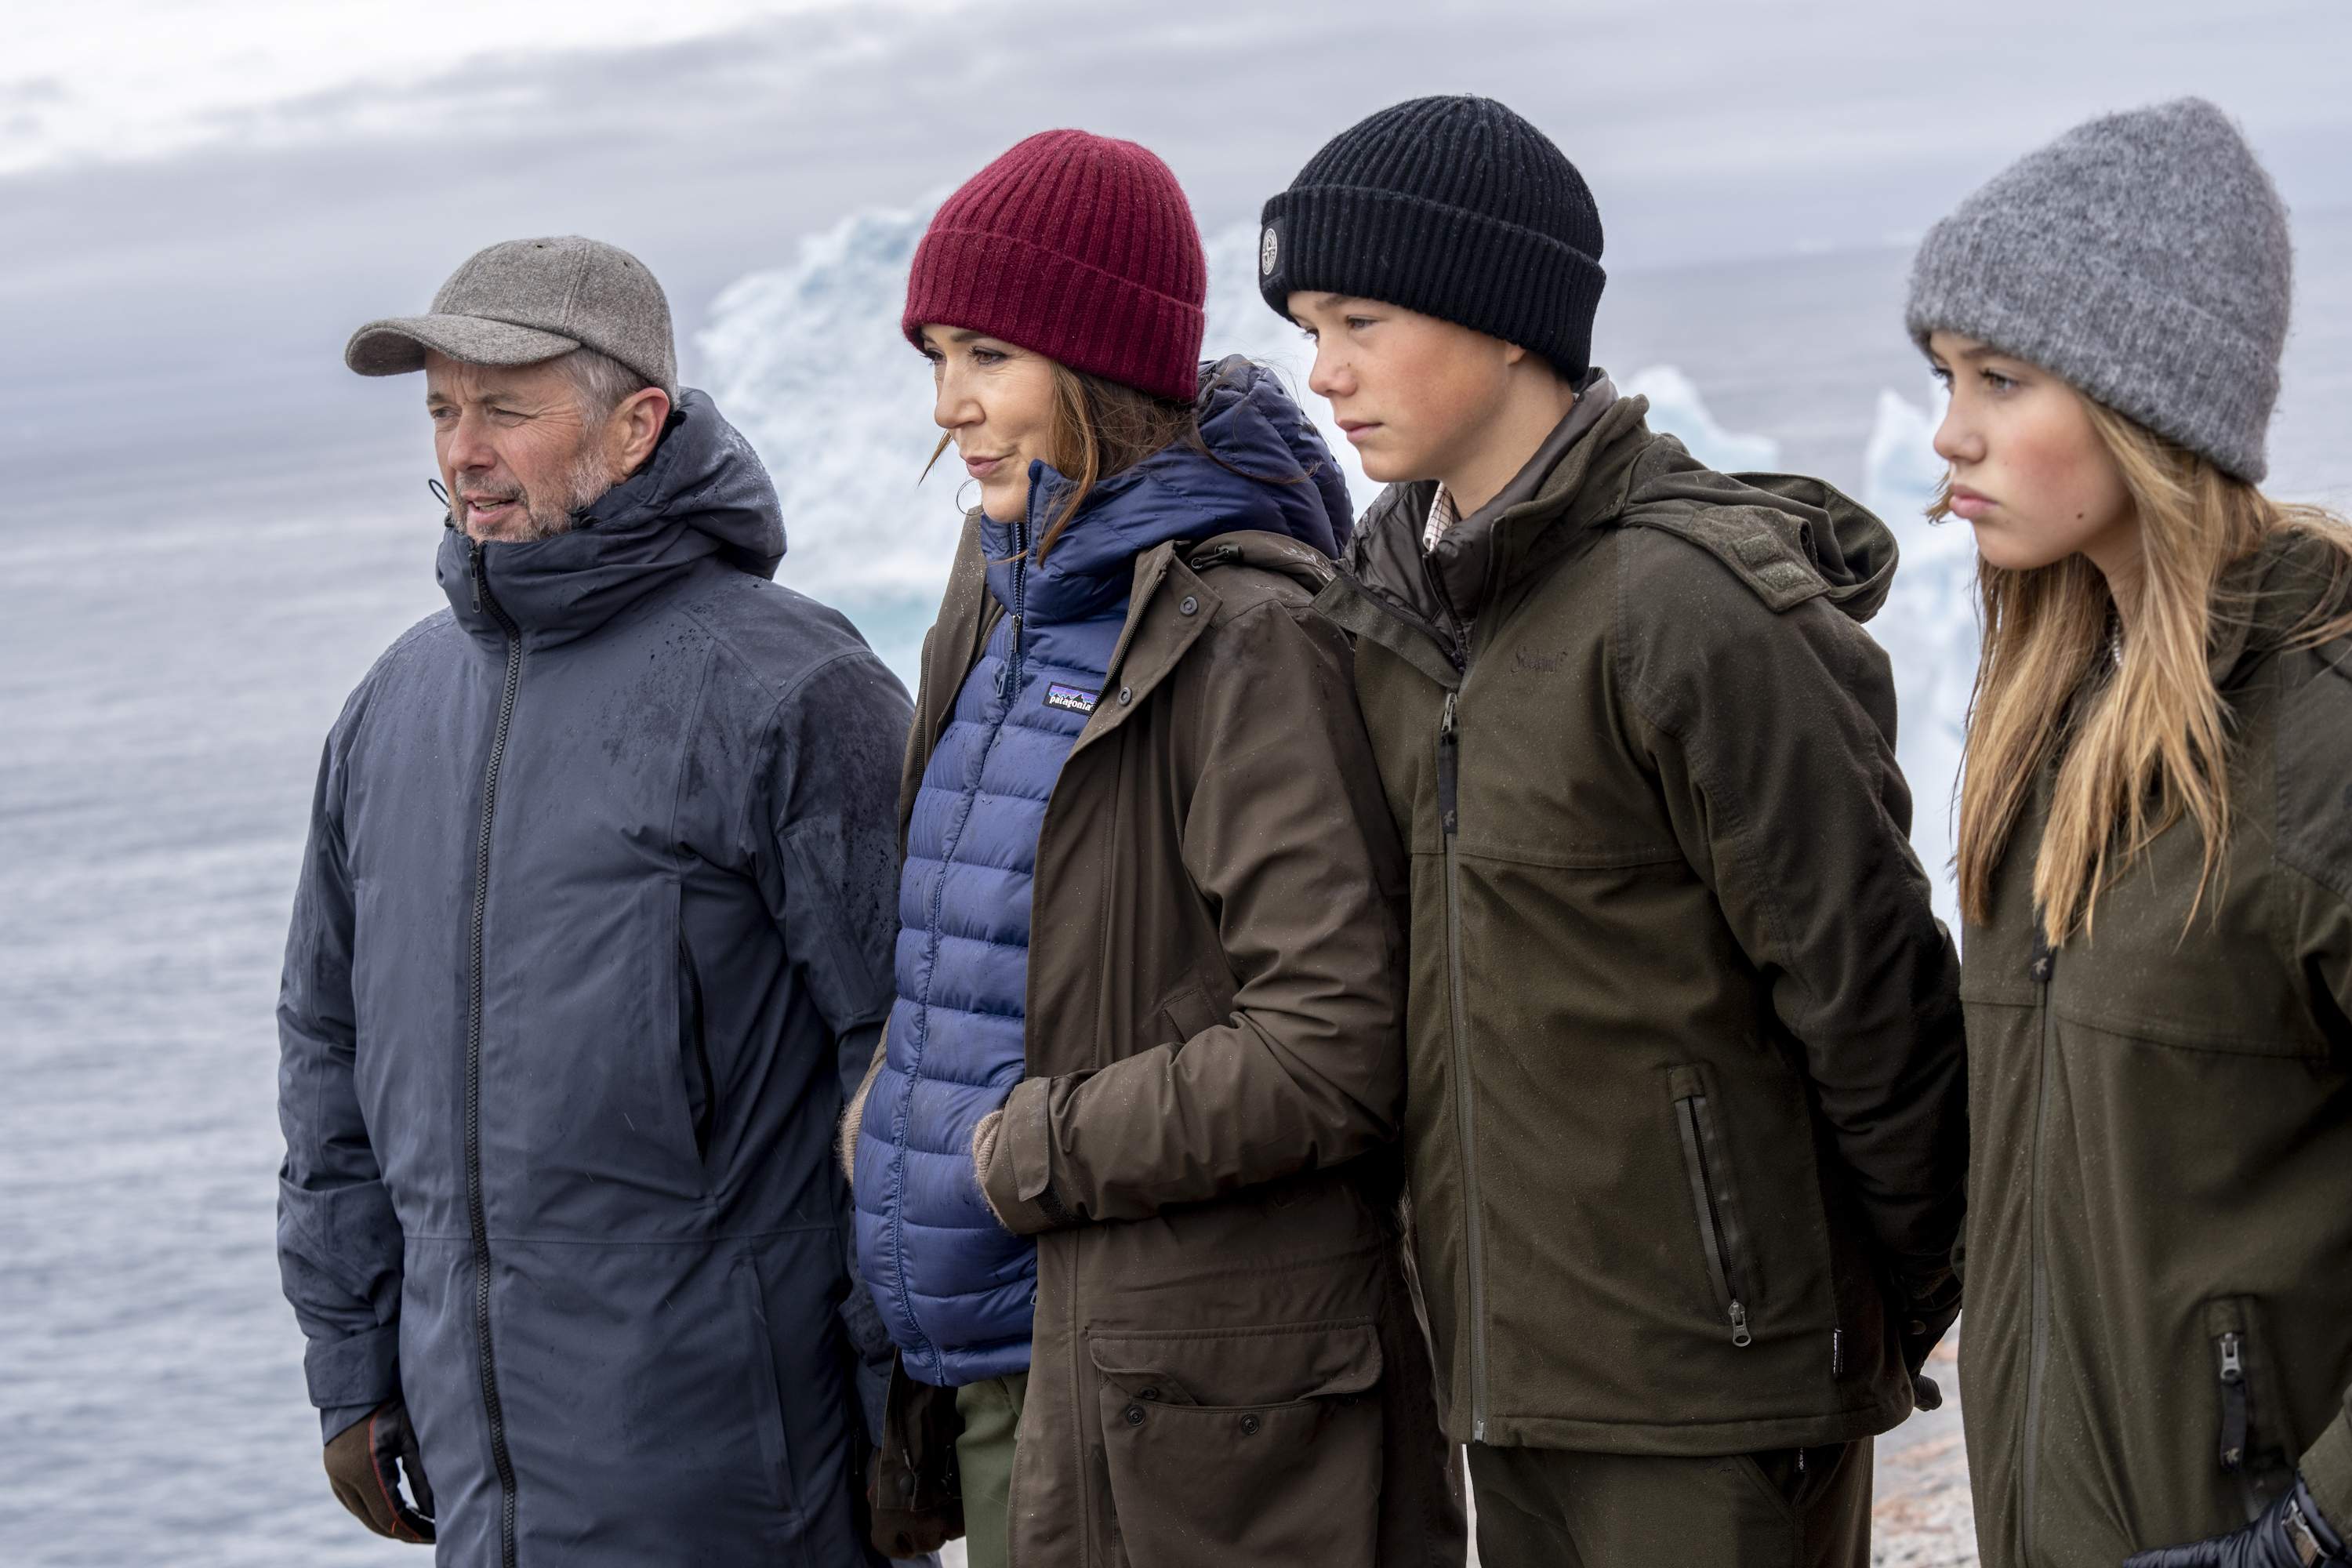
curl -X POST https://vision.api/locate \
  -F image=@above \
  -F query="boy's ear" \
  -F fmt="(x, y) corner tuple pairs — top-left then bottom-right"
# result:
(1502, 343), (1530, 368)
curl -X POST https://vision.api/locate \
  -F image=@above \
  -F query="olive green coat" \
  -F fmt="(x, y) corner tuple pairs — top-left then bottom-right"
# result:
(1958, 530), (2352, 1566)
(912, 517), (1464, 1567)
(1315, 380), (1969, 1457)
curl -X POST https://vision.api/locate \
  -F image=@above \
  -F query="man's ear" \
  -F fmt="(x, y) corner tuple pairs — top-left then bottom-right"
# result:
(1501, 342), (1530, 368)
(612, 386), (673, 472)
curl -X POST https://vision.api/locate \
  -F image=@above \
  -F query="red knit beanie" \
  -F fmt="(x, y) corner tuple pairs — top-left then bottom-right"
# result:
(902, 129), (1207, 405)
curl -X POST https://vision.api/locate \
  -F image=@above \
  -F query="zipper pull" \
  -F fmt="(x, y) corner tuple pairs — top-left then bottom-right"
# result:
(2219, 1330), (2249, 1470)
(1729, 1300), (1753, 1348)
(1005, 614), (1024, 697)
(1438, 691), (1461, 836)
(469, 539), (483, 616)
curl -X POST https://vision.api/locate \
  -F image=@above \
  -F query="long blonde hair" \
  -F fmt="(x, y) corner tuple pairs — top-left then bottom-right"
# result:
(1953, 400), (2352, 943)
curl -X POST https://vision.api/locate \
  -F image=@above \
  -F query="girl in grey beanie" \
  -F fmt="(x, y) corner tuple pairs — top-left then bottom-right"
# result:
(1911, 96), (2352, 1568)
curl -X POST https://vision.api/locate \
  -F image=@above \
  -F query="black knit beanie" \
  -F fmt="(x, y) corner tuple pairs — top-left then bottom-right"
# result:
(1258, 96), (1606, 379)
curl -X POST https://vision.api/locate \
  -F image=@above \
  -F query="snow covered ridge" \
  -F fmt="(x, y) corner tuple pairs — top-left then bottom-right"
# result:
(697, 202), (1978, 915)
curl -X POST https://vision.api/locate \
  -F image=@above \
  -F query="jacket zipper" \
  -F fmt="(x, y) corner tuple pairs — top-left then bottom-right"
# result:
(1438, 688), (1491, 1440)
(1673, 1091), (1753, 1347)
(466, 539), (524, 1568)
(2020, 925), (2056, 1566)
(2218, 1329), (2249, 1474)
(1323, 551), (1488, 1436)
(997, 518), (1028, 699)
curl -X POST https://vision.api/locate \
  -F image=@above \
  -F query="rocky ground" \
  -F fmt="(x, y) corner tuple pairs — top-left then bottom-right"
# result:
(1867, 1334), (1976, 1566)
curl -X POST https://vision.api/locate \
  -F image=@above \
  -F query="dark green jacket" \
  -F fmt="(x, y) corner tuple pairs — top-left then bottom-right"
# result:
(1315, 378), (1969, 1455)
(909, 517), (1464, 1567)
(1958, 529), (2352, 1566)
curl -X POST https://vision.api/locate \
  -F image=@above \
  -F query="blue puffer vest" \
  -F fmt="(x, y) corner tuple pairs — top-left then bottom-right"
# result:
(853, 361), (1352, 1386)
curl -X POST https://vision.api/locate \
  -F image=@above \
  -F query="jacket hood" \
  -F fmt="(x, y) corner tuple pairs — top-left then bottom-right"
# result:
(2208, 523), (2352, 685)
(439, 388), (786, 648)
(983, 356), (1353, 625)
(1621, 456), (1899, 624)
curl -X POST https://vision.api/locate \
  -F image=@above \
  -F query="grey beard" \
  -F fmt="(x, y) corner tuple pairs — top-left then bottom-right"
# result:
(510, 445), (622, 541)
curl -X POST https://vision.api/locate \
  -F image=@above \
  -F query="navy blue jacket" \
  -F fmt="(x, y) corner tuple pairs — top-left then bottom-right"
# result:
(853, 362), (1351, 1386)
(276, 393), (912, 1566)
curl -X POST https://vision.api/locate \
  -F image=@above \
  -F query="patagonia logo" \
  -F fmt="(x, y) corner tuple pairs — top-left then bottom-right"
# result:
(1044, 683), (1098, 716)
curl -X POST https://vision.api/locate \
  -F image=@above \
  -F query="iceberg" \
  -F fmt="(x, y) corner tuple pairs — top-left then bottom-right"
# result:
(702, 205), (1835, 668)
(695, 195), (958, 677)
(699, 206), (1977, 920)
(1621, 366), (1780, 474)
(1864, 383), (1979, 925)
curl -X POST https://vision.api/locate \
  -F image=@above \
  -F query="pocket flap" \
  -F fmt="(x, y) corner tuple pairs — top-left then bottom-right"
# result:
(1087, 1320), (1382, 1408)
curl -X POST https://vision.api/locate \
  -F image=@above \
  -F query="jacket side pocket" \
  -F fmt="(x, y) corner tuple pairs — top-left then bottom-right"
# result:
(678, 919), (715, 1163)
(1670, 1064), (1758, 1348)
(2206, 1296), (2297, 1523)
(1088, 1320), (1384, 1568)
(735, 1261), (804, 1525)
(1156, 978), (1223, 1047)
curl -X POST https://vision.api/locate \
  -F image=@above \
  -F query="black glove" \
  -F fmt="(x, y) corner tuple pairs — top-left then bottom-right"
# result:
(323, 1397), (436, 1543)
(868, 1356), (964, 1559)
(839, 1280), (895, 1447)
(1896, 1267), (1962, 1414)
(2124, 1476), (2348, 1568)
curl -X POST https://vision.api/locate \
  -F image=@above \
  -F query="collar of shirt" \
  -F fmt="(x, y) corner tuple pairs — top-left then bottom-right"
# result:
(1421, 484), (1461, 553)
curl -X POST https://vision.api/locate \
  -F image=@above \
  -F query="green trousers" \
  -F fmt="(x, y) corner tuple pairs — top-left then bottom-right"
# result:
(953, 1372), (1029, 1568)
(1468, 1439), (1873, 1568)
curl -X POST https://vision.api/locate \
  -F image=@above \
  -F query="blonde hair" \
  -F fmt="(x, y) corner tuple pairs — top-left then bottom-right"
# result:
(1953, 398), (2352, 943)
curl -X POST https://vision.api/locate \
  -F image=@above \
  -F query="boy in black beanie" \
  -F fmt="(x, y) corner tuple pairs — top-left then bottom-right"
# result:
(1262, 96), (1968, 1568)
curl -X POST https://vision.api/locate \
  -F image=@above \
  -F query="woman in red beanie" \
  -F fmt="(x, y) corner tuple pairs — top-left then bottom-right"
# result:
(844, 130), (1461, 1568)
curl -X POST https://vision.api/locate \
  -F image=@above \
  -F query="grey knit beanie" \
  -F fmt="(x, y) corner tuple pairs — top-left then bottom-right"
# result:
(1906, 97), (2291, 483)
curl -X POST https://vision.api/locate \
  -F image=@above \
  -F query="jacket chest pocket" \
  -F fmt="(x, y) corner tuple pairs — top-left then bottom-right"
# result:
(1087, 1320), (1384, 1568)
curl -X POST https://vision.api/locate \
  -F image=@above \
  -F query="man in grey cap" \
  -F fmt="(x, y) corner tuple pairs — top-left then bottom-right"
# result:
(276, 235), (915, 1566)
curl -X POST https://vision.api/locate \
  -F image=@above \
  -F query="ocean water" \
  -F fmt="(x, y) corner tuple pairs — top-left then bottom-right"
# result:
(2, 208), (2343, 1565)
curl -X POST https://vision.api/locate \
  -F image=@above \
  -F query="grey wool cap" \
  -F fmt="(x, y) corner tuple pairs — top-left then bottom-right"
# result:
(1906, 96), (2291, 483)
(346, 235), (677, 399)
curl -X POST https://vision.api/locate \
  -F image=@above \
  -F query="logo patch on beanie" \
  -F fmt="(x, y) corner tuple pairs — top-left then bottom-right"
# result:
(1259, 224), (1279, 280)
(1044, 683), (1098, 716)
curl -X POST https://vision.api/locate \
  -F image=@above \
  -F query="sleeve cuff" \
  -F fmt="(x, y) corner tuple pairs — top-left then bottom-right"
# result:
(978, 1077), (1073, 1236)
(2300, 1408), (2352, 1533)
(320, 1403), (375, 1444)
(303, 1320), (398, 1411)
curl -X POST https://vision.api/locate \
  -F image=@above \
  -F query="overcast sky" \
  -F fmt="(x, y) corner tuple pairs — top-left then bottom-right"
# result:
(4, 0), (2346, 489)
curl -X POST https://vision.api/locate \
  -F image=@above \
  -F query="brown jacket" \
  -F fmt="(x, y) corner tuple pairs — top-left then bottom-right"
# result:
(1316, 382), (1969, 1455)
(897, 514), (1462, 1567)
(1959, 530), (2352, 1566)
